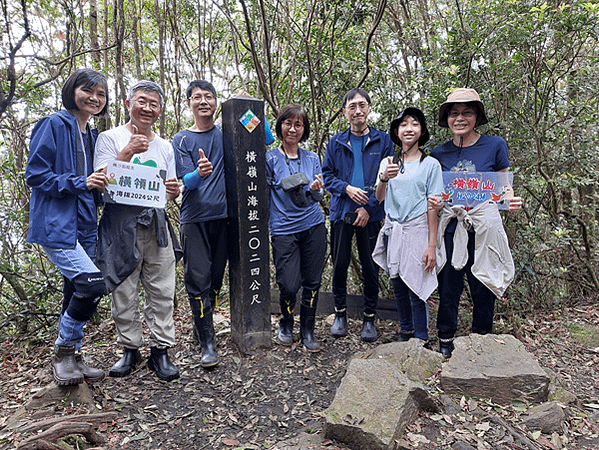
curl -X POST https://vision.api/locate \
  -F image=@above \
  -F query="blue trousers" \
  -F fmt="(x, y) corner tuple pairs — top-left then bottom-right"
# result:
(43, 237), (99, 348)
(392, 277), (429, 340)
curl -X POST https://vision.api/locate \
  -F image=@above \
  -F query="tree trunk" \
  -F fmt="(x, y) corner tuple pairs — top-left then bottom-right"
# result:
(115, 0), (127, 125)
(130, 0), (142, 79)
(154, 0), (166, 134)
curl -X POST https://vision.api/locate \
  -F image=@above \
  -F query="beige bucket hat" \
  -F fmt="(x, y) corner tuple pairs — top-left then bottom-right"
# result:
(438, 88), (488, 128)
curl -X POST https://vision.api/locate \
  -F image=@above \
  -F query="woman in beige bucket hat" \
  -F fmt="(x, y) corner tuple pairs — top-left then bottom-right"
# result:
(428, 88), (522, 358)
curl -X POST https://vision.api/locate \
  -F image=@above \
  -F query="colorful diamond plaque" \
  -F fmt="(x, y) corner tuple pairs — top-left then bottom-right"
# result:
(239, 109), (261, 133)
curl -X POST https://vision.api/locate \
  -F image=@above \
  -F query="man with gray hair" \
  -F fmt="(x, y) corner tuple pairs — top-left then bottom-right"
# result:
(94, 80), (182, 381)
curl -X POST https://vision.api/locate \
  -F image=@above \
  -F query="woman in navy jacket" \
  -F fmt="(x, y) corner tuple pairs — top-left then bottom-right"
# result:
(26, 68), (109, 385)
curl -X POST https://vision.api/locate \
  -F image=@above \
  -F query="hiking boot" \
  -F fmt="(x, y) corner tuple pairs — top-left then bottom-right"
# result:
(330, 309), (347, 338)
(439, 339), (454, 359)
(52, 345), (84, 386)
(148, 347), (180, 381)
(75, 353), (105, 382)
(398, 330), (414, 342)
(109, 348), (142, 378)
(361, 314), (378, 342)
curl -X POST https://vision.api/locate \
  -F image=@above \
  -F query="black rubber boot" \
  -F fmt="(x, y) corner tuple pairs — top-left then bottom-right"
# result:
(148, 347), (180, 381)
(278, 315), (294, 346)
(109, 348), (142, 377)
(439, 339), (454, 359)
(300, 304), (320, 352)
(191, 298), (218, 368)
(398, 330), (414, 342)
(278, 298), (295, 346)
(52, 345), (84, 386)
(330, 308), (347, 338)
(75, 353), (105, 382)
(361, 314), (378, 342)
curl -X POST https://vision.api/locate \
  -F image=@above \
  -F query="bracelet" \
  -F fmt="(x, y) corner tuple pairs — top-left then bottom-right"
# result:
(379, 173), (389, 183)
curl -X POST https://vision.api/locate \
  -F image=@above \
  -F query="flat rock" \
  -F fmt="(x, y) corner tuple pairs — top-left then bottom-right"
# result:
(521, 401), (565, 433)
(324, 358), (436, 450)
(355, 339), (444, 384)
(440, 334), (549, 403)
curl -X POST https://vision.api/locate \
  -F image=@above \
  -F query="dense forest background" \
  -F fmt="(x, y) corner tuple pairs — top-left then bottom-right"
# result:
(0, 0), (597, 337)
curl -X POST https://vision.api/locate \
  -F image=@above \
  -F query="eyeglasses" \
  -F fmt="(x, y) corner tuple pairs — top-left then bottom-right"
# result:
(448, 110), (475, 119)
(282, 121), (304, 130)
(190, 94), (215, 102)
(345, 101), (369, 112)
(134, 98), (161, 111)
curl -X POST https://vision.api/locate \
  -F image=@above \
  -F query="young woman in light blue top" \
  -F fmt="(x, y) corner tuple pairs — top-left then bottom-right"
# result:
(373, 107), (443, 343)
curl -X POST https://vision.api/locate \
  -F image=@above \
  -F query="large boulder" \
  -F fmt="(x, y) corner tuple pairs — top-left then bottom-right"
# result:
(355, 339), (444, 383)
(324, 353), (439, 450)
(441, 334), (550, 403)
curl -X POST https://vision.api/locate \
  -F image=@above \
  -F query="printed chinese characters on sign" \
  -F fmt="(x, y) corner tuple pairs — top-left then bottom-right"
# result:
(441, 171), (514, 210)
(104, 160), (167, 208)
(246, 147), (262, 305)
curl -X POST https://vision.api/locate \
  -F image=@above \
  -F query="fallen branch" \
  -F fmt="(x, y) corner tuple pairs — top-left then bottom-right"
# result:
(17, 421), (106, 449)
(483, 414), (542, 450)
(17, 411), (117, 434)
(16, 440), (62, 450)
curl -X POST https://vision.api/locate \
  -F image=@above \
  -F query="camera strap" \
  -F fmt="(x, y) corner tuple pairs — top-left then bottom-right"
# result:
(281, 145), (301, 176)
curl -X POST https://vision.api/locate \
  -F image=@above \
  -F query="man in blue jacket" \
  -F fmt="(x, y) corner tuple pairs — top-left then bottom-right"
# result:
(322, 88), (393, 342)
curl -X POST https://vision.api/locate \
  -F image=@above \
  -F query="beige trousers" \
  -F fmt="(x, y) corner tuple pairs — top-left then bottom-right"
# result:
(111, 224), (176, 349)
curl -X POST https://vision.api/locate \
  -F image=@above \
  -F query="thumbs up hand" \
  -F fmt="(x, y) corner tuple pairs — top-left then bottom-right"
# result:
(196, 148), (213, 177)
(384, 156), (400, 180)
(127, 124), (149, 154)
(117, 124), (149, 162)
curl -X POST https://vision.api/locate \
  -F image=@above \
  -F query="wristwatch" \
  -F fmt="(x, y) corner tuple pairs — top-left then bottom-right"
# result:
(379, 173), (389, 183)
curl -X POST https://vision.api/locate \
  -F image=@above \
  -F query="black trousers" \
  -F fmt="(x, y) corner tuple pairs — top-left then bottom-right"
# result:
(330, 220), (380, 315)
(181, 219), (228, 302)
(271, 223), (327, 313)
(436, 230), (496, 339)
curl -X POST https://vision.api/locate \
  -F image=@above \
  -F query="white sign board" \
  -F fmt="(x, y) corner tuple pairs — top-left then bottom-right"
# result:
(441, 171), (514, 210)
(104, 160), (166, 208)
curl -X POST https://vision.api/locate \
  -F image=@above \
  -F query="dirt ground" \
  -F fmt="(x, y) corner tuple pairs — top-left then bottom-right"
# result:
(1, 299), (599, 450)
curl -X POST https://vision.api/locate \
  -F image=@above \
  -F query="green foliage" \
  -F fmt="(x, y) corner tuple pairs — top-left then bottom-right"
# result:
(0, 0), (598, 338)
(372, 0), (599, 310)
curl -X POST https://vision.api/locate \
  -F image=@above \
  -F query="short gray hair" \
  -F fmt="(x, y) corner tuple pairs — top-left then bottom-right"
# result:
(128, 80), (165, 109)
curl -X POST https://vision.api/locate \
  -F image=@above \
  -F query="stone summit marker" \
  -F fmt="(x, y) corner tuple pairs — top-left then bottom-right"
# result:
(222, 95), (271, 353)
